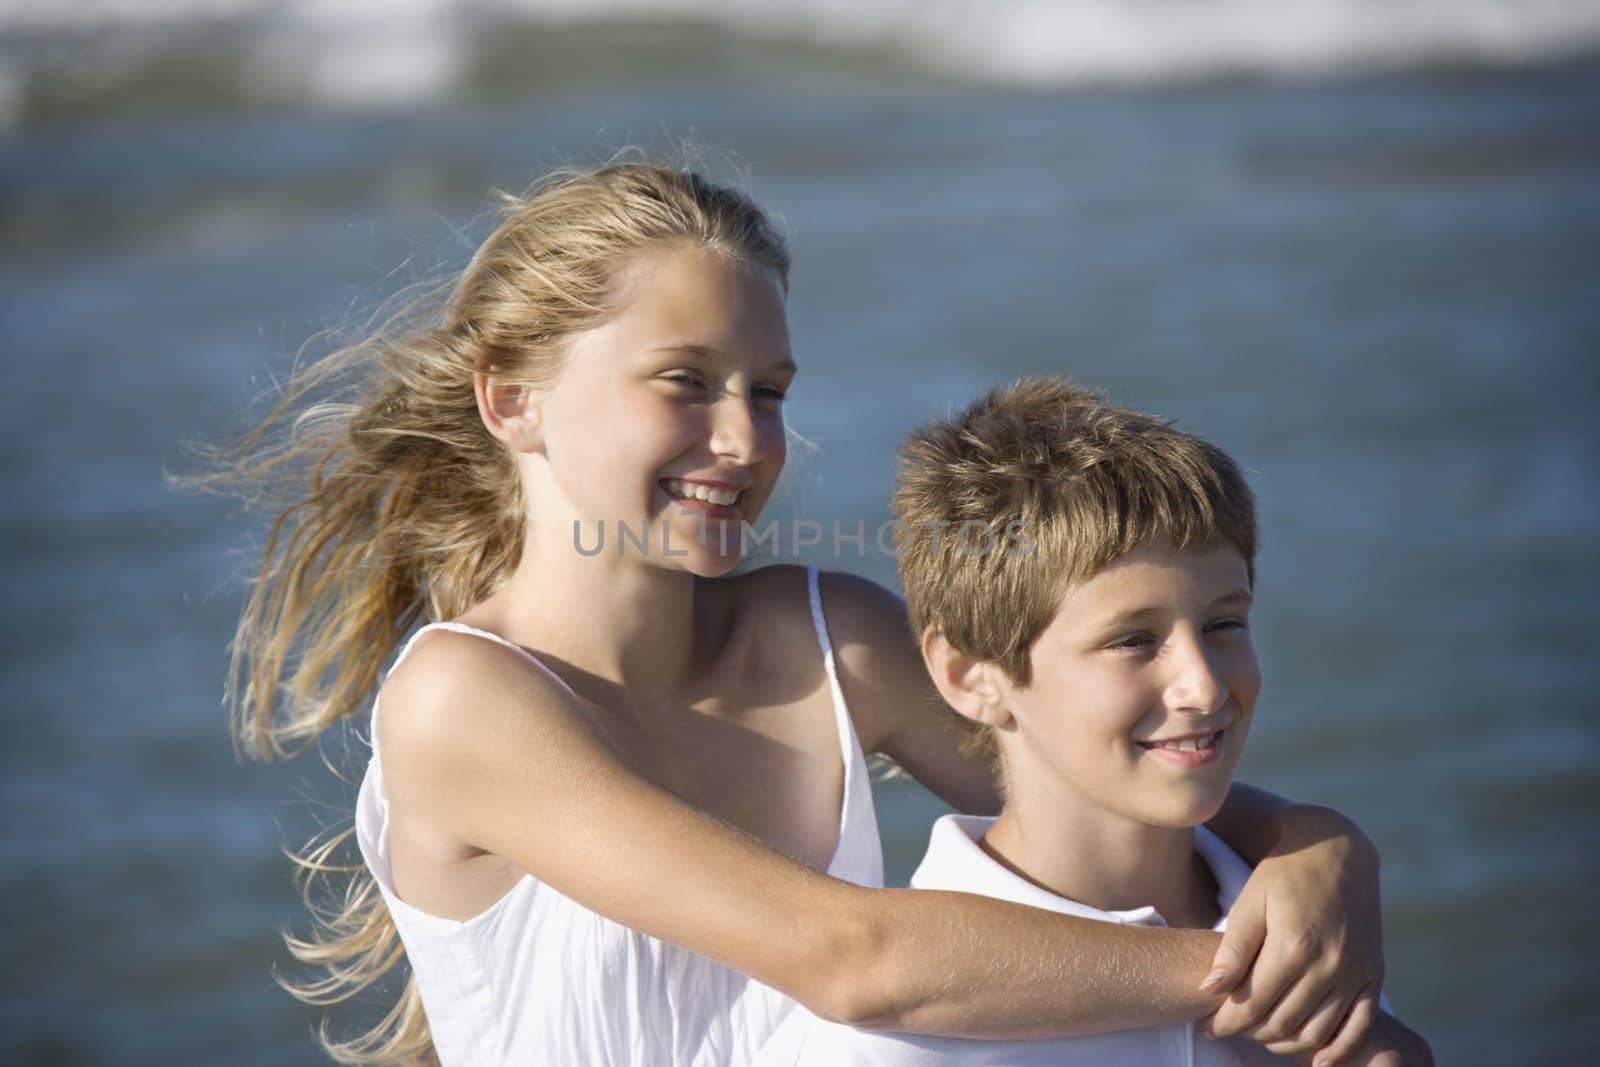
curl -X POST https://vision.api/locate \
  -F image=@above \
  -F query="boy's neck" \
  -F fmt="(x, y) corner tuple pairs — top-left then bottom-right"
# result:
(980, 798), (1221, 930)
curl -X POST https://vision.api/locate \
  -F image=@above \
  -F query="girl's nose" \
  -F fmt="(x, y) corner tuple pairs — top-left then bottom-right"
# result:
(710, 393), (768, 464)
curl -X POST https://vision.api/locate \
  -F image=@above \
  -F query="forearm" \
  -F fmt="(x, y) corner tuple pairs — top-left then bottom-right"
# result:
(836, 886), (1226, 1037)
(1207, 782), (1376, 869)
(1206, 781), (1295, 864)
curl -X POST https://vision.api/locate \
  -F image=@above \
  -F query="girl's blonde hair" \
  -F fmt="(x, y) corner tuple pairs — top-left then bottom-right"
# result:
(200, 160), (789, 1065)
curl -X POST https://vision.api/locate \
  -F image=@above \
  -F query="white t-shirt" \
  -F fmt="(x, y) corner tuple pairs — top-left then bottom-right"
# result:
(752, 815), (1290, 1067)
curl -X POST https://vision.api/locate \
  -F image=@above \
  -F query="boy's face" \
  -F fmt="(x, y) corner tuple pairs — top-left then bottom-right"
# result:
(999, 540), (1260, 832)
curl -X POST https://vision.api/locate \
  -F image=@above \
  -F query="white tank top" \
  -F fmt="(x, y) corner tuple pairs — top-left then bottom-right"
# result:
(354, 564), (885, 1066)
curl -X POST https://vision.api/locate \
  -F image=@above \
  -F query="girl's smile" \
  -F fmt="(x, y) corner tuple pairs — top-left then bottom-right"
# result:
(527, 242), (794, 574)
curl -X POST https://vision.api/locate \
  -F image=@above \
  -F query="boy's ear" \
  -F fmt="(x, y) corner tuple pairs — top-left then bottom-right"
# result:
(474, 372), (543, 453)
(921, 628), (1013, 729)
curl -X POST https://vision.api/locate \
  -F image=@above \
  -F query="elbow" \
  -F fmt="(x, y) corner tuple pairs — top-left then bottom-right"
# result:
(802, 894), (907, 1031)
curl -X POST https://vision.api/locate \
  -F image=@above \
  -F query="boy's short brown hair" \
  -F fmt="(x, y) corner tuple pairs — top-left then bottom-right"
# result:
(891, 377), (1258, 765)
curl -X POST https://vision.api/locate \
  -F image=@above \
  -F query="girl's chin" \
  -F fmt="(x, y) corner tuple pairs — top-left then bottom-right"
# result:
(645, 548), (745, 581)
(636, 516), (746, 577)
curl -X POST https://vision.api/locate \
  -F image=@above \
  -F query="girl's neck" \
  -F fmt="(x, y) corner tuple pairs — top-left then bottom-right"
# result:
(468, 528), (727, 705)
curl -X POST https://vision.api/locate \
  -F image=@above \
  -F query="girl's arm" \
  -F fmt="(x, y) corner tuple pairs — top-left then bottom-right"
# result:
(821, 570), (1384, 1059)
(379, 631), (1229, 1038)
(1199, 785), (1385, 1061)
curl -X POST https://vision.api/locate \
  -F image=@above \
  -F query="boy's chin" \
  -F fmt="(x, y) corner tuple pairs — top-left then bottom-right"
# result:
(1131, 783), (1234, 831)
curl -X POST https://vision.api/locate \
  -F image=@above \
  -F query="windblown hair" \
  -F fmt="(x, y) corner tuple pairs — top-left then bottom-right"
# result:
(891, 376), (1257, 769)
(193, 161), (789, 1066)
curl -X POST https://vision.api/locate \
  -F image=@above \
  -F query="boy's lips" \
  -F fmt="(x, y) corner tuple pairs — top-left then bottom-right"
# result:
(1137, 727), (1227, 767)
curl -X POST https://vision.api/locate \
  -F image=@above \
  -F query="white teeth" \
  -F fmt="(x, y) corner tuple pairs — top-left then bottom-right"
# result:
(1151, 731), (1220, 752)
(664, 479), (741, 506)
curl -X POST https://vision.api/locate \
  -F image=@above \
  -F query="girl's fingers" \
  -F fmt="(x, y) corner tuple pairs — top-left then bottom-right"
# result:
(1246, 959), (1341, 1048)
(1204, 888), (1266, 994)
(1310, 987), (1379, 1067)
(1259, 988), (1352, 1057)
(1208, 924), (1306, 1036)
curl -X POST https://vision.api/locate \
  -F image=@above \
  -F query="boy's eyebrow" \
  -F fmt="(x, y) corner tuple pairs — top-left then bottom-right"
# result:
(1094, 605), (1164, 631)
(1094, 589), (1253, 631)
(649, 342), (797, 375)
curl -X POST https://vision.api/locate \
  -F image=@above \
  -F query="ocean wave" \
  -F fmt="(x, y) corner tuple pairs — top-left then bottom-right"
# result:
(3, 0), (1598, 123)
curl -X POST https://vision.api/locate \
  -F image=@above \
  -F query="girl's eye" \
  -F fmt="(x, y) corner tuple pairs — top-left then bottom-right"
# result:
(755, 385), (788, 403)
(1206, 617), (1249, 634)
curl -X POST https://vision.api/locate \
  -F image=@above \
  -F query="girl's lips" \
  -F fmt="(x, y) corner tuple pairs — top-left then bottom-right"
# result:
(657, 484), (742, 520)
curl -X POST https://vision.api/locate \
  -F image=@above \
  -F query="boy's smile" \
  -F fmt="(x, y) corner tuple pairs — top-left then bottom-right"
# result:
(998, 540), (1260, 836)
(974, 539), (1259, 918)
(1136, 725), (1229, 767)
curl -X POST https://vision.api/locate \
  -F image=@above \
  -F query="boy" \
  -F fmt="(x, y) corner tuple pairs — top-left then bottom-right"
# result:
(754, 378), (1428, 1066)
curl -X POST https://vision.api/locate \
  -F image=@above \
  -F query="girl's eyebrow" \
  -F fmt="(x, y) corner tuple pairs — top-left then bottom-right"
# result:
(649, 342), (796, 375)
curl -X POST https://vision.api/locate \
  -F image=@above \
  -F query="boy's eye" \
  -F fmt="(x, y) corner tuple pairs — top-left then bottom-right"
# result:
(1206, 617), (1249, 634)
(1110, 633), (1155, 651)
(663, 371), (706, 389)
(755, 385), (788, 403)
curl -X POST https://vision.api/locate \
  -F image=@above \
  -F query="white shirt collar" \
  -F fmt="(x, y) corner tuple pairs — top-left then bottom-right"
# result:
(910, 814), (1254, 931)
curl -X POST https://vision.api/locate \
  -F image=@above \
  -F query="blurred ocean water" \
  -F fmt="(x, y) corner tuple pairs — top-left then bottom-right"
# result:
(5, 0), (1600, 126)
(2, 7), (1598, 1065)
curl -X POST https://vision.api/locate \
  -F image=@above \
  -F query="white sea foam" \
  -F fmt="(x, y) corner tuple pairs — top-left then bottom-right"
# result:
(1, 0), (1597, 118)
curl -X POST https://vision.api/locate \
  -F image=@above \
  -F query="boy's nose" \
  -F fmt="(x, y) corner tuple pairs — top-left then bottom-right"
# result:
(1164, 639), (1229, 716)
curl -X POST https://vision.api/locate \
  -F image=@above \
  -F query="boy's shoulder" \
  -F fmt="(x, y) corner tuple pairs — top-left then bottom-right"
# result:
(908, 815), (1108, 922)
(914, 816), (1255, 927)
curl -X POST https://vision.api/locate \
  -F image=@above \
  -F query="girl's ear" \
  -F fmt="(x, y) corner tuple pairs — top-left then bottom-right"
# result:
(474, 372), (543, 453)
(921, 628), (1013, 729)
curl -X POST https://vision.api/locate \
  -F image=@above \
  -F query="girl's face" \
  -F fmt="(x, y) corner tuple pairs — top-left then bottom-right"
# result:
(531, 242), (794, 576)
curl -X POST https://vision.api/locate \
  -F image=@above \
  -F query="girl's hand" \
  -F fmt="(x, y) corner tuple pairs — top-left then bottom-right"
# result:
(1201, 804), (1385, 1064)
(1343, 1013), (1433, 1067)
(1287, 1012), (1432, 1067)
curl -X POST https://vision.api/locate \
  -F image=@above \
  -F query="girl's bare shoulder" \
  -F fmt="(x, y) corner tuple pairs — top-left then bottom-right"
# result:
(723, 564), (901, 630)
(721, 563), (815, 637)
(724, 565), (916, 749)
(376, 627), (587, 765)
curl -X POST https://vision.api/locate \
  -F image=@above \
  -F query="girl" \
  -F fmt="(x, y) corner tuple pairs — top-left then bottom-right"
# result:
(218, 161), (1386, 1066)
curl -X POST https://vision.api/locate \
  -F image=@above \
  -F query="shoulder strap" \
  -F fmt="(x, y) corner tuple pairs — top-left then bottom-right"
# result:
(370, 622), (581, 759)
(805, 564), (859, 777)
(391, 621), (581, 699)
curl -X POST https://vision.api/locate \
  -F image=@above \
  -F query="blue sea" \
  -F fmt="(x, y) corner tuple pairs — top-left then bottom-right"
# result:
(2, 3), (1598, 1064)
